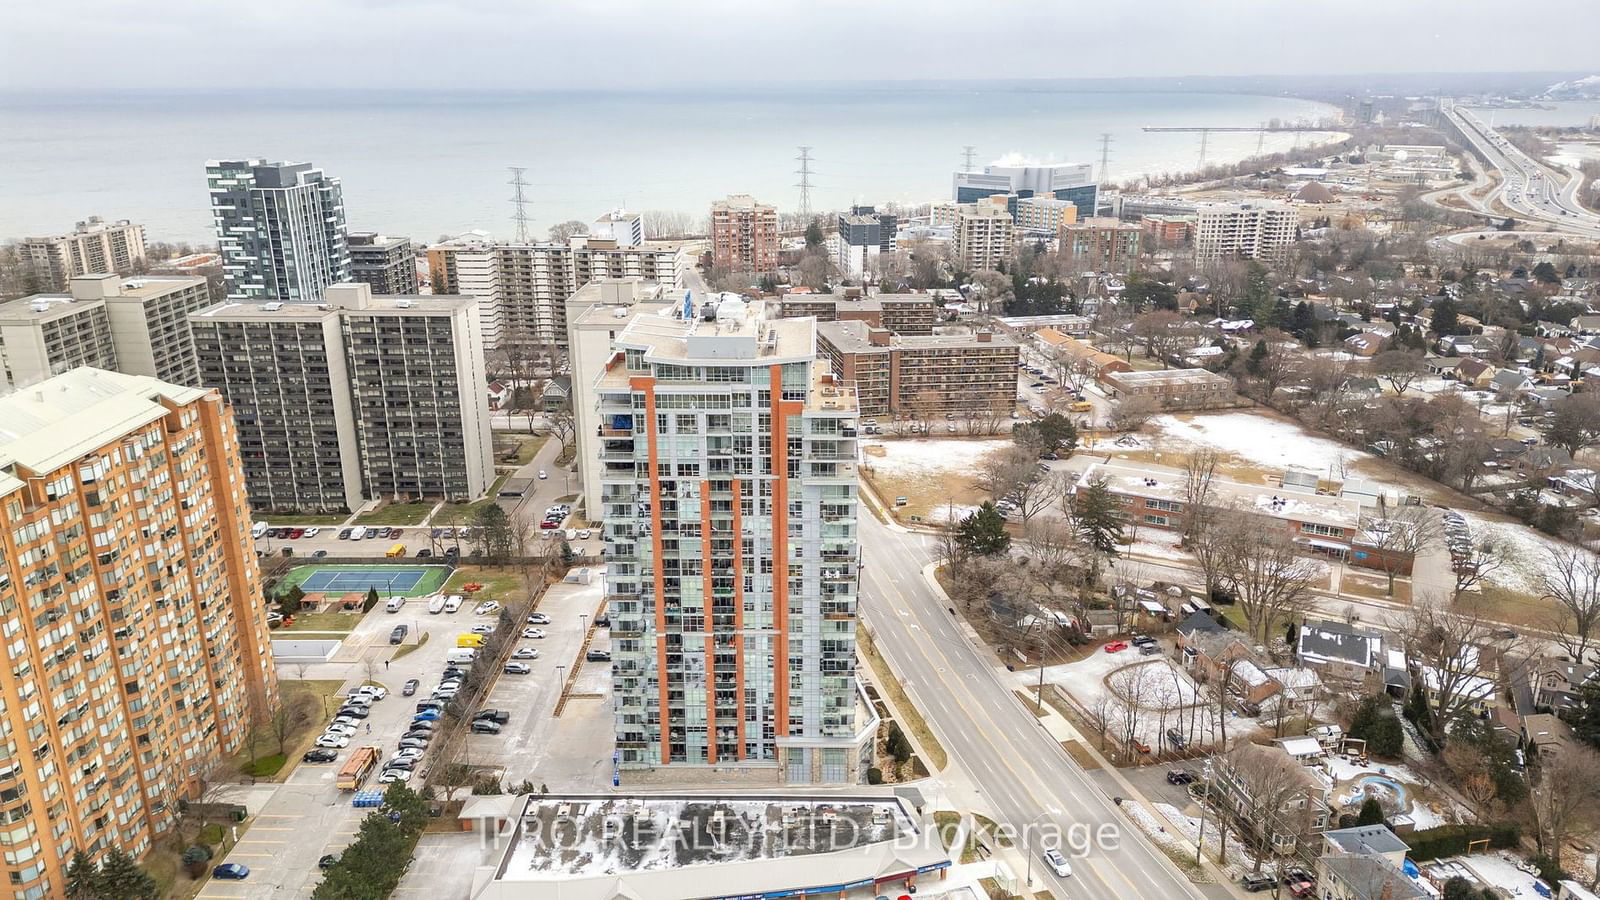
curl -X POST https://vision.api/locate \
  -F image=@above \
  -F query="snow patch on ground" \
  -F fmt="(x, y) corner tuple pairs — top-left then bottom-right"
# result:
(1149, 413), (1360, 477)
(1026, 650), (1225, 747)
(1150, 802), (1259, 875)
(1456, 511), (1569, 594)
(861, 438), (1007, 477)
(1124, 528), (1193, 562)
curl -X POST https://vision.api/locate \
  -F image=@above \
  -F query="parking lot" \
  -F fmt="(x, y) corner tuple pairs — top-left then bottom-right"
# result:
(197, 585), (527, 898)
(462, 576), (615, 786)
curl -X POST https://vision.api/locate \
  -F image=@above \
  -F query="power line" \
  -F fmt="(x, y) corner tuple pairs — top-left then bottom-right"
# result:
(1198, 129), (1210, 167)
(962, 145), (978, 172)
(507, 166), (532, 243)
(1097, 133), (1114, 183)
(794, 146), (815, 219)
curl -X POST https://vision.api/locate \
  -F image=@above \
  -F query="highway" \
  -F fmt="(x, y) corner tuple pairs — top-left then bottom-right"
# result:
(858, 511), (1224, 899)
(1441, 100), (1600, 238)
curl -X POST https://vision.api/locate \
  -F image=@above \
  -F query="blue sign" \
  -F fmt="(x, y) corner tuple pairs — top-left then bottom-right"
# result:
(682, 290), (693, 319)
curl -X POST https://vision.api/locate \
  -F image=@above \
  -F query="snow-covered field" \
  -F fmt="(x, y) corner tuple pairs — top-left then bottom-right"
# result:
(1033, 649), (1222, 747)
(1460, 853), (1549, 897)
(1124, 528), (1193, 562)
(1149, 413), (1359, 478)
(1457, 510), (1570, 594)
(861, 439), (1006, 477)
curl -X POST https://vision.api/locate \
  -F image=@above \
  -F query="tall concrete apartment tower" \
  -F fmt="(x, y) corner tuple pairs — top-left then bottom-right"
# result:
(347, 232), (417, 295)
(710, 195), (778, 275)
(206, 159), (351, 302)
(0, 368), (276, 893)
(597, 295), (872, 782)
(1194, 201), (1298, 263)
(188, 283), (494, 513)
(19, 217), (147, 290)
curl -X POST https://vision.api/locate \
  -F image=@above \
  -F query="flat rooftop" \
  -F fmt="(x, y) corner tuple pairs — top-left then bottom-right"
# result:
(1104, 368), (1231, 387)
(817, 319), (1014, 353)
(191, 291), (474, 321)
(1079, 459), (1362, 529)
(784, 292), (938, 312)
(613, 297), (814, 364)
(0, 294), (102, 324)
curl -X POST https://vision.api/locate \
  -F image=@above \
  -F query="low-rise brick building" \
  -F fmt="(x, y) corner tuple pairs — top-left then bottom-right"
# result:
(1101, 367), (1236, 409)
(816, 320), (1018, 418)
(779, 292), (940, 334)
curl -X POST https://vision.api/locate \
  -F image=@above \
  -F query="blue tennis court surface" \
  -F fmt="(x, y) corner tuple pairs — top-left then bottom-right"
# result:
(299, 567), (427, 593)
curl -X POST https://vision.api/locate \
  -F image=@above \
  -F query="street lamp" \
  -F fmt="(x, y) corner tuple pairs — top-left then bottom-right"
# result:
(580, 613), (589, 633)
(1022, 811), (1055, 887)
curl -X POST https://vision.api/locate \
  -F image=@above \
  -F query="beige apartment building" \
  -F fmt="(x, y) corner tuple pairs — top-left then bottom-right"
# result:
(816, 320), (1019, 418)
(188, 283), (494, 513)
(777, 292), (940, 334)
(0, 274), (216, 390)
(1194, 201), (1298, 263)
(954, 203), (1015, 271)
(710, 194), (778, 274)
(1014, 195), (1079, 235)
(1101, 368), (1237, 409)
(18, 218), (147, 291)
(0, 368), (276, 897)
(427, 220), (691, 348)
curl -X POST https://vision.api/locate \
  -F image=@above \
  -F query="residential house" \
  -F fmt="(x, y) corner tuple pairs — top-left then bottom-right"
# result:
(1322, 825), (1411, 868)
(540, 374), (572, 412)
(1425, 357), (1462, 377)
(1531, 662), (1590, 714)
(1210, 743), (1332, 857)
(1455, 357), (1496, 388)
(1318, 850), (1426, 900)
(1573, 314), (1600, 335)
(1296, 620), (1383, 685)
(486, 380), (510, 410)
(1489, 368), (1533, 396)
(1034, 330), (1134, 380)
(1274, 736), (1326, 765)
(1522, 712), (1576, 759)
(1517, 445), (1574, 477)
(1343, 332), (1385, 357)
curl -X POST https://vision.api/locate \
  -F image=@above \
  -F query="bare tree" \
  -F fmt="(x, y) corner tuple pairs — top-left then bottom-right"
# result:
(1441, 743), (1503, 820)
(1360, 503), (1441, 598)
(1179, 448), (1220, 546)
(1109, 394), (1161, 432)
(975, 444), (1037, 503)
(1525, 743), (1600, 865)
(1131, 310), (1201, 368)
(1540, 544), (1600, 664)
(1219, 526), (1320, 644)
(1219, 742), (1320, 873)
(1393, 602), (1519, 747)
(1451, 537), (1512, 603)
(1371, 350), (1425, 396)
(546, 398), (576, 459)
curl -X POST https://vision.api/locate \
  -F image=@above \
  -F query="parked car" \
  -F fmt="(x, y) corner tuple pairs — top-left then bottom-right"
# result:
(473, 709), (510, 725)
(356, 685), (387, 701)
(314, 734), (350, 749)
(391, 748), (424, 762)
(303, 748), (339, 763)
(512, 648), (540, 660)
(337, 528), (352, 539)
(586, 649), (611, 662)
(1103, 640), (1128, 654)
(474, 600), (501, 615)
(389, 624), (409, 645)
(402, 678), (420, 696)
(335, 706), (369, 719)
(412, 710), (440, 722)
(417, 548), (432, 557)
(521, 627), (545, 639)
(378, 768), (411, 784)
(504, 662), (532, 675)
(398, 737), (430, 751)
(1241, 873), (1276, 892)
(304, 527), (321, 538)
(213, 863), (251, 880)
(471, 720), (503, 735)
(1166, 770), (1195, 785)
(470, 623), (496, 635)
(313, 549), (328, 558)
(527, 612), (550, 624)
(324, 723), (357, 737)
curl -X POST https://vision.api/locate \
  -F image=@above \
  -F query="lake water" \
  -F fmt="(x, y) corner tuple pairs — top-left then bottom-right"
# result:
(0, 88), (1337, 243)
(1463, 101), (1600, 128)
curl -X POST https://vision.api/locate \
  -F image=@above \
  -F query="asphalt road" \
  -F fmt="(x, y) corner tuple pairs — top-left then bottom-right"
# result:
(1443, 101), (1600, 238)
(858, 510), (1221, 899)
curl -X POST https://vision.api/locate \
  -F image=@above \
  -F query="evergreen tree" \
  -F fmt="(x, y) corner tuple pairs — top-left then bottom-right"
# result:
(1430, 297), (1461, 337)
(364, 586), (380, 612)
(1245, 339), (1268, 376)
(804, 221), (824, 249)
(64, 851), (100, 900)
(1532, 261), (1560, 284)
(1069, 477), (1125, 557)
(1403, 682), (1433, 735)
(956, 503), (1010, 556)
(1015, 414), (1078, 456)
(95, 849), (156, 900)
(1243, 261), (1271, 321)
(1569, 680), (1600, 750)
(473, 503), (515, 560)
(1356, 796), (1385, 826)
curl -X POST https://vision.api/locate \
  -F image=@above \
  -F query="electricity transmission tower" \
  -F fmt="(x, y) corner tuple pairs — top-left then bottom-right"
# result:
(507, 167), (531, 243)
(794, 147), (814, 219)
(1097, 133), (1114, 183)
(962, 145), (978, 172)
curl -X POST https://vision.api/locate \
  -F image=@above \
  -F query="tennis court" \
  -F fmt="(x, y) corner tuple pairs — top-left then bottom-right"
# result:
(280, 564), (452, 597)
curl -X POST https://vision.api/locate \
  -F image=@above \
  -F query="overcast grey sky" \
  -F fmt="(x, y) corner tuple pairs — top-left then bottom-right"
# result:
(4, 0), (1597, 91)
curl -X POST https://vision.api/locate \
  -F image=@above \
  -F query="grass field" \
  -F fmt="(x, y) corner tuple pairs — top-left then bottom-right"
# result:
(355, 501), (436, 526)
(438, 473), (511, 521)
(276, 611), (360, 633)
(277, 563), (454, 598)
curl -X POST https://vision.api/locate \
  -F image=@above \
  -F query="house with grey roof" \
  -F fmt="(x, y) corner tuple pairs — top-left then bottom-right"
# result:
(1316, 826), (1422, 900)
(1296, 620), (1384, 684)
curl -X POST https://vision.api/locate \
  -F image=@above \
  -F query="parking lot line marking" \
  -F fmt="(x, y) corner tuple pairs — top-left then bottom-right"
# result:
(249, 826), (295, 831)
(219, 852), (277, 859)
(235, 839), (286, 844)
(254, 813), (305, 818)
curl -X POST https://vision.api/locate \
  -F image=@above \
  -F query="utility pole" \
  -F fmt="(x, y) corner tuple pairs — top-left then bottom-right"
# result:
(1097, 132), (1114, 184)
(961, 145), (978, 172)
(794, 146), (814, 219)
(508, 166), (532, 243)
(1256, 121), (1267, 156)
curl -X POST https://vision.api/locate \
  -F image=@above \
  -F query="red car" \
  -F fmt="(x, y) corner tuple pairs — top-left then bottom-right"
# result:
(1104, 640), (1128, 654)
(290, 528), (305, 539)
(540, 520), (559, 529)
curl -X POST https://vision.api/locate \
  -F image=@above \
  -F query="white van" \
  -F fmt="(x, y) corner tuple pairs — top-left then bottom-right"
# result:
(251, 521), (268, 539)
(385, 596), (405, 613)
(427, 594), (446, 614)
(349, 526), (367, 541)
(443, 594), (464, 613)
(446, 648), (477, 665)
